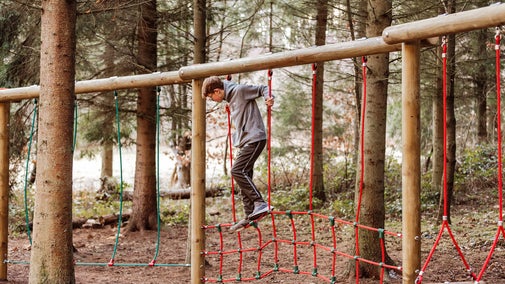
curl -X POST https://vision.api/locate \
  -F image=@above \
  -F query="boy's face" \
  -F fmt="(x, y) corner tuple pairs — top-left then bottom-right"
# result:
(207, 88), (225, 102)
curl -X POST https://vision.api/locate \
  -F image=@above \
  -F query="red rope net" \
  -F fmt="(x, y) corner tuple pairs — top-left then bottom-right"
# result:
(202, 64), (402, 283)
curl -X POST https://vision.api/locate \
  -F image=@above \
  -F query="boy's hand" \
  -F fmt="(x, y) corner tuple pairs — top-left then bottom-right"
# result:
(265, 97), (274, 107)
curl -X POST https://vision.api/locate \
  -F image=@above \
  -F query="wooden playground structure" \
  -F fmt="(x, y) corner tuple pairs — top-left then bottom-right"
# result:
(1, 4), (505, 284)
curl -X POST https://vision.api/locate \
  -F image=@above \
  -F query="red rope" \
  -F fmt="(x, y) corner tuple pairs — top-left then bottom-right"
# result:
(267, 69), (273, 209)
(494, 29), (504, 226)
(416, 37), (476, 284)
(225, 100), (246, 279)
(476, 29), (505, 282)
(310, 63), (318, 275)
(266, 69), (280, 267)
(379, 232), (386, 281)
(218, 225), (224, 278)
(226, 105), (237, 223)
(354, 56), (367, 283)
(310, 63), (317, 211)
(255, 225), (264, 276)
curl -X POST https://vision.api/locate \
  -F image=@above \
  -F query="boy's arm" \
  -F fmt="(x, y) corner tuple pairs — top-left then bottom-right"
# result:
(256, 84), (274, 108)
(237, 84), (273, 101)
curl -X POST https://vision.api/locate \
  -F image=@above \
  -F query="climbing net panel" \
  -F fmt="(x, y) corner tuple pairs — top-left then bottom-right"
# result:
(9, 89), (190, 269)
(202, 64), (402, 283)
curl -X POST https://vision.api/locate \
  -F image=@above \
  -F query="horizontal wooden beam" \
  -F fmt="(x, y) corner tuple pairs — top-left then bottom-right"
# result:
(383, 3), (505, 44)
(0, 37), (400, 102)
(0, 71), (184, 102)
(178, 37), (401, 80)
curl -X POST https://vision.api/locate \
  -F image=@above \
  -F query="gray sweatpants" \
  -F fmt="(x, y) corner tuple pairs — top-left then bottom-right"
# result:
(231, 139), (266, 217)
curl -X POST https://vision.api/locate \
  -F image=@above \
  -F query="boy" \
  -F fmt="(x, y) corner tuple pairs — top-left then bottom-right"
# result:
(202, 76), (274, 233)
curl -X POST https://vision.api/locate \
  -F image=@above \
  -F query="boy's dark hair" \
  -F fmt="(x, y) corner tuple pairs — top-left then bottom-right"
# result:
(201, 76), (224, 99)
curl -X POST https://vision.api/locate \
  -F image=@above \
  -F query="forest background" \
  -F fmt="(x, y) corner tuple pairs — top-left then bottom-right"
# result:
(0, 0), (504, 283)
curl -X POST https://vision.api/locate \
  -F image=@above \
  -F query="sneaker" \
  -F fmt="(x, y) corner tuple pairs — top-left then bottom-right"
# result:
(248, 202), (272, 220)
(229, 218), (251, 233)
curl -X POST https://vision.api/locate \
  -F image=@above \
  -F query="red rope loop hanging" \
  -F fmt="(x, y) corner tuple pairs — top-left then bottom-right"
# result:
(267, 69), (273, 209)
(309, 63), (318, 274)
(494, 28), (503, 223)
(438, 36), (448, 222)
(353, 56), (368, 284)
(416, 36), (476, 284)
(266, 69), (280, 268)
(476, 27), (505, 282)
(225, 104), (237, 222)
(310, 63), (317, 210)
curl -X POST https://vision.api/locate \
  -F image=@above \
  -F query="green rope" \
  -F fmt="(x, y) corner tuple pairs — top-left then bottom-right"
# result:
(75, 262), (190, 267)
(151, 86), (161, 265)
(5, 260), (190, 267)
(23, 99), (37, 245)
(109, 91), (125, 265)
(72, 101), (78, 153)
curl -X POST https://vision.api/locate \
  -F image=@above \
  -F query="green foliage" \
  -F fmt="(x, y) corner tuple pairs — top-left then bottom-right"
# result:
(323, 152), (356, 198)
(455, 144), (498, 193)
(76, 103), (136, 159)
(81, 200), (129, 220)
(419, 171), (440, 211)
(160, 201), (190, 225)
(272, 188), (322, 212)
(258, 146), (311, 190)
(8, 188), (34, 235)
(0, 2), (41, 87)
(72, 182), (132, 218)
(330, 197), (355, 219)
(384, 156), (403, 216)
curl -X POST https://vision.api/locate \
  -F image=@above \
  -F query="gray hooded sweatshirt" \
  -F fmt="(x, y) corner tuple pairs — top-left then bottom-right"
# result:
(223, 80), (272, 148)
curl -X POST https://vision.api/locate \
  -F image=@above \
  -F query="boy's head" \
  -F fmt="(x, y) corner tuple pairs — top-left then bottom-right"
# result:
(201, 76), (224, 100)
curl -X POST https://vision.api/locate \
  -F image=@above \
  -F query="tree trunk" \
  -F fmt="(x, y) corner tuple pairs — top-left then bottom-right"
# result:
(171, 131), (191, 189)
(100, 42), (116, 178)
(29, 0), (76, 283)
(101, 143), (113, 177)
(355, 0), (392, 279)
(128, 0), (158, 232)
(311, 0), (328, 204)
(475, 29), (488, 143)
(432, 0), (446, 207)
(347, 0), (367, 171)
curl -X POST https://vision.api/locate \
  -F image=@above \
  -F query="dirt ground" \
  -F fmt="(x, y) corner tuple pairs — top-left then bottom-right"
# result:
(3, 204), (505, 284)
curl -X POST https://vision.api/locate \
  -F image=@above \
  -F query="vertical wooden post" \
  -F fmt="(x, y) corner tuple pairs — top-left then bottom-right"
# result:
(0, 102), (9, 280)
(191, 0), (206, 281)
(191, 79), (206, 284)
(401, 41), (421, 284)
